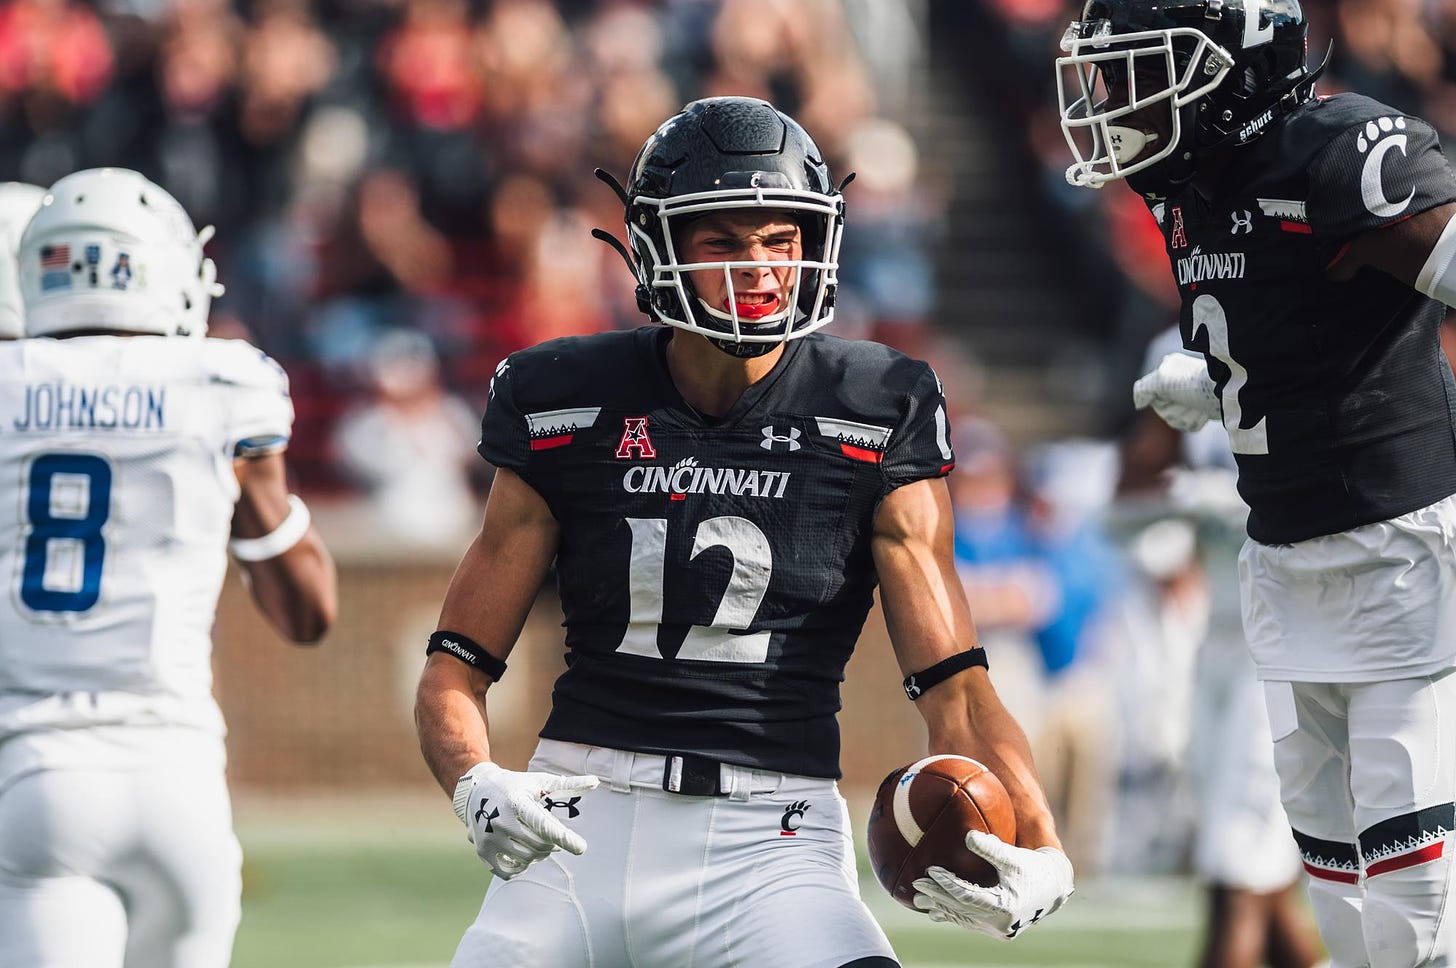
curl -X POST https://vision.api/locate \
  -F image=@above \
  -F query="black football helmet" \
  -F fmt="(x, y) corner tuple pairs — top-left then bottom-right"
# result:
(1057, 0), (1316, 193)
(602, 97), (846, 358)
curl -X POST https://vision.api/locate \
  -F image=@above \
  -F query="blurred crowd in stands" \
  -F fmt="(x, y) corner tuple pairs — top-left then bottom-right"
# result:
(965, 0), (1456, 419)
(8, 0), (1456, 878)
(0, 0), (932, 502)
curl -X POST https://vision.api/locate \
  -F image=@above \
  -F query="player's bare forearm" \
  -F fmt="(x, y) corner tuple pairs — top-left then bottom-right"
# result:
(239, 529), (337, 642)
(415, 653), (495, 795)
(918, 676), (1063, 852)
(872, 478), (1063, 852)
(232, 452), (337, 643)
(416, 468), (560, 794)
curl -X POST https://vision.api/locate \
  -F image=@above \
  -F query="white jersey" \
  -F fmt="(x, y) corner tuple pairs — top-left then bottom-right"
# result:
(0, 336), (292, 739)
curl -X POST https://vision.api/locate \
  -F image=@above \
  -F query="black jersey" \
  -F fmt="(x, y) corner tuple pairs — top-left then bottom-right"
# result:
(478, 327), (954, 778)
(1148, 94), (1456, 544)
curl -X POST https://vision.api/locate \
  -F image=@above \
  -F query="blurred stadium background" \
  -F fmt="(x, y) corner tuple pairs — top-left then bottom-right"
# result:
(5, 0), (1451, 961)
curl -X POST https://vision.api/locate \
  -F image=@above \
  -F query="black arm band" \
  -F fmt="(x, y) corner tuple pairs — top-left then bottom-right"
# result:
(426, 630), (508, 682)
(903, 648), (988, 701)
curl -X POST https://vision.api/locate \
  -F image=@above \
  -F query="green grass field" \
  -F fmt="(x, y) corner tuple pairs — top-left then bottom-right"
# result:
(230, 796), (1204, 968)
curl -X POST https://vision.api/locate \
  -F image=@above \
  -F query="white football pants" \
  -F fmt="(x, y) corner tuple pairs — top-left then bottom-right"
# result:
(1188, 632), (1301, 893)
(0, 727), (241, 968)
(451, 739), (898, 968)
(1265, 672), (1456, 968)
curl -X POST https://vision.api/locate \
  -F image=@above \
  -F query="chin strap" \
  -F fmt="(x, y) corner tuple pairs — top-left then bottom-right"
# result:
(1275, 48), (1327, 116)
(707, 334), (779, 358)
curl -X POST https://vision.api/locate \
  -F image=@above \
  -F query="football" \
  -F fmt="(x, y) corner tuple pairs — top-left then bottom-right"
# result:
(866, 754), (1017, 909)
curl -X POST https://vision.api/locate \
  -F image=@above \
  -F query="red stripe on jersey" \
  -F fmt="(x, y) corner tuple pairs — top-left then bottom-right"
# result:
(1366, 841), (1445, 878)
(530, 434), (573, 451)
(1302, 861), (1359, 884)
(840, 443), (883, 463)
(939, 462), (956, 474)
(1280, 221), (1312, 234)
(670, 493), (686, 502)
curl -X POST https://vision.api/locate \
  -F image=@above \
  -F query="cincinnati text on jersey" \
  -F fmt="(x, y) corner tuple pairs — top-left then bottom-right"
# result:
(9, 382), (166, 432)
(622, 456), (792, 499)
(1176, 248), (1248, 286)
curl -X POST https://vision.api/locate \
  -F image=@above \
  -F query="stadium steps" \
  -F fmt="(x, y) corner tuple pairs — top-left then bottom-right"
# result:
(911, 17), (1106, 441)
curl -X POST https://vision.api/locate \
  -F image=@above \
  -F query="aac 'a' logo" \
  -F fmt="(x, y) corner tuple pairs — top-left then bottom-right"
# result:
(1170, 207), (1188, 250)
(616, 417), (657, 459)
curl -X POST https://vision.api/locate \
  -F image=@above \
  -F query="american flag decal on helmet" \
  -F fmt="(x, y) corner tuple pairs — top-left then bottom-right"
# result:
(525, 407), (601, 451)
(815, 417), (891, 464)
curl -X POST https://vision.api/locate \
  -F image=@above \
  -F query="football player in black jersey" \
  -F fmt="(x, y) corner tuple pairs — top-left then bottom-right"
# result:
(1059, 1), (1456, 964)
(413, 97), (1074, 966)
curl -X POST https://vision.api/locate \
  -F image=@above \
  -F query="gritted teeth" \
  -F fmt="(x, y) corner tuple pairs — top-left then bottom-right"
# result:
(725, 293), (780, 319)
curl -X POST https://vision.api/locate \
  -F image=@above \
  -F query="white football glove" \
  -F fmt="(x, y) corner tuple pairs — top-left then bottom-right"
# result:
(452, 761), (600, 880)
(1132, 351), (1220, 433)
(911, 831), (1074, 940)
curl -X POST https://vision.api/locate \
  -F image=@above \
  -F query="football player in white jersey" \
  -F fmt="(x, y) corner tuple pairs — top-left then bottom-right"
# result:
(0, 182), (46, 339)
(0, 168), (337, 968)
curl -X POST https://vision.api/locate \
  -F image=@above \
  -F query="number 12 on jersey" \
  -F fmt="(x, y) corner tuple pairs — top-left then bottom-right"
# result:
(616, 515), (773, 664)
(21, 453), (112, 613)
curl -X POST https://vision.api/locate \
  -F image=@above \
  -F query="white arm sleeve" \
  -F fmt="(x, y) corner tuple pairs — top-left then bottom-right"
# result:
(1416, 210), (1456, 310)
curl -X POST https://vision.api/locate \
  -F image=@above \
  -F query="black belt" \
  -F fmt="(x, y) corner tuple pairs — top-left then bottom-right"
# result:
(661, 753), (727, 797)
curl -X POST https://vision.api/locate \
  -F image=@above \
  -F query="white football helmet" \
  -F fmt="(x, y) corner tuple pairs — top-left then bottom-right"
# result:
(19, 168), (223, 338)
(0, 182), (46, 339)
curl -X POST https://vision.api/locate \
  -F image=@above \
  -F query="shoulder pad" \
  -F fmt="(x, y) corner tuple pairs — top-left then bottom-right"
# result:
(202, 338), (291, 395)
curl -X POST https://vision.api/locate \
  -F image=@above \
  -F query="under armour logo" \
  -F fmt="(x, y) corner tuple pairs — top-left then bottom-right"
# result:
(760, 425), (801, 451)
(904, 676), (922, 699)
(474, 797), (500, 832)
(544, 796), (582, 818)
(1007, 907), (1046, 939)
(1230, 210), (1253, 234)
(780, 800), (811, 835)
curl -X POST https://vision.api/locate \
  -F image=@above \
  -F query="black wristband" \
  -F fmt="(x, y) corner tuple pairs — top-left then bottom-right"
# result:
(903, 648), (988, 701)
(426, 630), (508, 682)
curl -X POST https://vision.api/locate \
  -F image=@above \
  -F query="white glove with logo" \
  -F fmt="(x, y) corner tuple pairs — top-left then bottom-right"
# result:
(911, 831), (1074, 940)
(452, 761), (600, 880)
(1132, 351), (1220, 433)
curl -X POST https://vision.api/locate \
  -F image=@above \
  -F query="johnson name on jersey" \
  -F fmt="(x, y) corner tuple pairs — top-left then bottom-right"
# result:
(479, 327), (954, 778)
(1148, 93), (1456, 544)
(0, 336), (292, 738)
